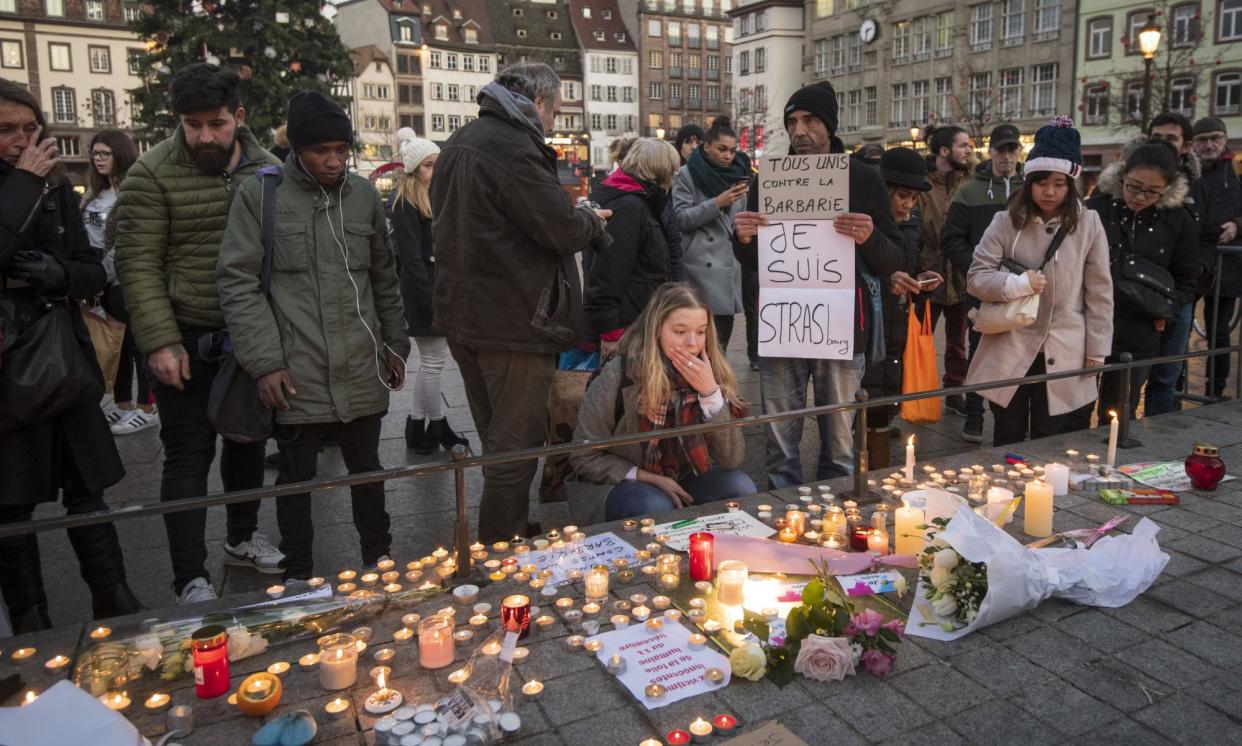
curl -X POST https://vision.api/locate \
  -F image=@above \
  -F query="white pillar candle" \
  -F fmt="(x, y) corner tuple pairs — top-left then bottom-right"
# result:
(318, 636), (359, 691)
(894, 499), (925, 556)
(1044, 463), (1069, 496)
(904, 435), (916, 482)
(1024, 478), (1054, 538)
(715, 560), (747, 607)
(1107, 411), (1119, 468)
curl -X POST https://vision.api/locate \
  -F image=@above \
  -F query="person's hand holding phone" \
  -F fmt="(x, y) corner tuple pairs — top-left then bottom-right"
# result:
(915, 271), (943, 292)
(889, 271), (923, 295)
(714, 180), (749, 209)
(15, 125), (58, 178)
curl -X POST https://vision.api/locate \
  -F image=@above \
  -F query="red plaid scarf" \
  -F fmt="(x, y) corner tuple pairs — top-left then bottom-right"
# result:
(638, 374), (711, 478)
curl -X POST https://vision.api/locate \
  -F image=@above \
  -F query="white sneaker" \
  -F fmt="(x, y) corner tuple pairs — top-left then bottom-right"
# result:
(111, 408), (160, 435)
(223, 532), (285, 574)
(177, 577), (218, 605)
(104, 406), (127, 426)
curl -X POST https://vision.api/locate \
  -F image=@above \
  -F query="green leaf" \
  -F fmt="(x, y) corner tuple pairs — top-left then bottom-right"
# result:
(785, 606), (811, 643)
(808, 605), (835, 633)
(801, 578), (826, 608)
(741, 610), (771, 643)
(766, 647), (796, 688)
(878, 628), (900, 643)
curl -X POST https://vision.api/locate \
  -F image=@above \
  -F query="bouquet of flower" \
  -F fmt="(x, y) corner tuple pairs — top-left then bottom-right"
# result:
(907, 491), (1169, 641)
(74, 584), (443, 695)
(728, 560), (906, 687)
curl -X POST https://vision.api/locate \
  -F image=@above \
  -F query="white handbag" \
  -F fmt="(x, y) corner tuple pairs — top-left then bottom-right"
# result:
(969, 226), (1066, 335)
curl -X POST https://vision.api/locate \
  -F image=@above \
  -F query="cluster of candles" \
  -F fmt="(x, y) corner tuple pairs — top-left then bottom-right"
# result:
(639, 714), (738, 744)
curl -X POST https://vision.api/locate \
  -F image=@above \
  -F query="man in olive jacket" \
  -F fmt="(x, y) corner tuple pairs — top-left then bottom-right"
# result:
(114, 63), (282, 603)
(218, 91), (410, 580)
(432, 63), (608, 542)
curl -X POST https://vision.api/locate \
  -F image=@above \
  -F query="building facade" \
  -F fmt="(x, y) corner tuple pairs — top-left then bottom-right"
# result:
(335, 0), (432, 139)
(806, 0), (1075, 152)
(728, 0), (801, 159)
(347, 45), (398, 174)
(1, 0), (146, 183)
(570, 0), (640, 173)
(617, 0), (735, 138)
(1075, 0), (1242, 166)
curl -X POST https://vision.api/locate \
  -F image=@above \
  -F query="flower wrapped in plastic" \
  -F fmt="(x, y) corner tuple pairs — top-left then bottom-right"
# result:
(74, 584), (443, 696)
(906, 490), (1169, 641)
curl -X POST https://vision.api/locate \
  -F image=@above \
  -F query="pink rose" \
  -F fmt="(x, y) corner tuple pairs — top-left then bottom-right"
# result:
(860, 649), (894, 677)
(793, 635), (856, 682)
(846, 608), (884, 637)
(883, 618), (904, 637)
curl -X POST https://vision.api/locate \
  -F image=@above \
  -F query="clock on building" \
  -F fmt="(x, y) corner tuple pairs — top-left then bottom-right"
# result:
(859, 18), (877, 44)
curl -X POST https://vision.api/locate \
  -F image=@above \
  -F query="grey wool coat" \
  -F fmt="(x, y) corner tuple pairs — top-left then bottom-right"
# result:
(565, 357), (745, 525)
(964, 207), (1114, 415)
(671, 167), (746, 315)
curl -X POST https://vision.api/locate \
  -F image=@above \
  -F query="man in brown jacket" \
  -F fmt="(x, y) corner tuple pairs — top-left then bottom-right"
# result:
(916, 125), (972, 413)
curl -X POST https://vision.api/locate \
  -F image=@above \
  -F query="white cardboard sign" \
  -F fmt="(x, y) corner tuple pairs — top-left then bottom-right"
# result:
(592, 619), (731, 710)
(758, 154), (850, 220)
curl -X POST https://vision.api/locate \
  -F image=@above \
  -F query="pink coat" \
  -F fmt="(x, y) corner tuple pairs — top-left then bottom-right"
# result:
(965, 208), (1113, 415)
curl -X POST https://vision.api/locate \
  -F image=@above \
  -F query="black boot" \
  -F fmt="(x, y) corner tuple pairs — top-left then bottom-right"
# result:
(405, 416), (435, 454)
(67, 521), (146, 621)
(0, 534), (52, 634)
(427, 418), (469, 451)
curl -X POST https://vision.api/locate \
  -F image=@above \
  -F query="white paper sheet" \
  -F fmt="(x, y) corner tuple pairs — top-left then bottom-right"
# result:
(652, 511), (775, 552)
(591, 619), (731, 710)
(0, 680), (149, 746)
(524, 531), (642, 585)
(1119, 460), (1236, 492)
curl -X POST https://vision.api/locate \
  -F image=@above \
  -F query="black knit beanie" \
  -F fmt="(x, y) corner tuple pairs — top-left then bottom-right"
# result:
(286, 91), (353, 153)
(784, 82), (839, 137)
(674, 123), (706, 152)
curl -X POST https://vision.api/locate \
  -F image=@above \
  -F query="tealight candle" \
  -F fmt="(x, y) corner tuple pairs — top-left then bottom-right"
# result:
(144, 692), (171, 712)
(89, 626), (111, 641)
(299, 653), (320, 670)
(566, 635), (585, 649)
(372, 647), (395, 664)
(338, 570), (357, 582)
(11, 647), (36, 664)
(712, 714), (738, 736)
(611, 614), (630, 629)
(383, 583), (402, 594)
(651, 595), (671, 609)
(381, 570), (400, 584)
(521, 680), (544, 699)
(401, 613), (421, 629)
(687, 633), (707, 650)
(666, 729), (690, 745)
(100, 691), (131, 711)
(453, 629), (474, 643)
(664, 609), (683, 622)
(606, 653), (627, 675)
(43, 654), (70, 671)
(703, 668), (725, 684)
(778, 526), (798, 543)
(469, 613), (489, 628)
(337, 582), (356, 594)
(584, 639), (604, 653)
(306, 577), (325, 589)
(645, 618), (664, 632)
(689, 717), (714, 742)
(583, 601), (602, 616)
(324, 697), (350, 720)
(266, 661), (291, 678)
(645, 683), (667, 701)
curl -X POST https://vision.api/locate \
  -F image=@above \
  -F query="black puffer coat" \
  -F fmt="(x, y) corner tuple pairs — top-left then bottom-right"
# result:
(0, 161), (124, 505)
(1086, 151), (1201, 360)
(391, 199), (437, 337)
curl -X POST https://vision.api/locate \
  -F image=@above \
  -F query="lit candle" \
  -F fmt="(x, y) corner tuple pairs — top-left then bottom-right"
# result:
(715, 560), (747, 606)
(689, 718), (714, 742)
(606, 653), (627, 675)
(144, 692), (171, 712)
(318, 634), (359, 690)
(688, 532), (714, 581)
(100, 691), (131, 711)
(265, 584), (285, 599)
(1045, 462), (1069, 496)
(447, 668), (469, 684)
(521, 680), (544, 699)
(905, 435), (916, 481)
(1107, 411), (1119, 467)
(381, 570), (400, 584)
(324, 697), (350, 720)
(584, 639), (604, 654)
(712, 714), (738, 736)
(11, 647), (36, 664)
(337, 582), (356, 594)
(666, 729), (691, 745)
(338, 570), (357, 582)
(299, 652), (320, 670)
(21, 691), (36, 706)
(777, 527), (798, 543)
(432, 547), (449, 561)
(1024, 478), (1054, 538)
(306, 577), (325, 589)
(785, 509), (807, 535)
(43, 654), (70, 671)
(687, 633), (707, 650)
(89, 626), (112, 641)
(417, 615), (455, 669)
(585, 565), (610, 601)
(867, 527), (889, 555)
(266, 661), (291, 678)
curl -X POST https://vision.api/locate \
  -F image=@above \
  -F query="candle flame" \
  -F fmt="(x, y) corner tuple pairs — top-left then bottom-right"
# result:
(23, 691), (36, 704)
(1109, 410), (1117, 419)
(377, 670), (386, 689)
(907, 435), (915, 446)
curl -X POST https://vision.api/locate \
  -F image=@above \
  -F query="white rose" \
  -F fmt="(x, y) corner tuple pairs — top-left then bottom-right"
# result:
(932, 549), (960, 569)
(929, 566), (954, 590)
(729, 643), (767, 681)
(930, 595), (959, 618)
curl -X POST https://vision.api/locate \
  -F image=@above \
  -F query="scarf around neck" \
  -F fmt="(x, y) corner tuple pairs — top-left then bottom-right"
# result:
(687, 145), (751, 199)
(479, 82), (545, 139)
(639, 372), (712, 479)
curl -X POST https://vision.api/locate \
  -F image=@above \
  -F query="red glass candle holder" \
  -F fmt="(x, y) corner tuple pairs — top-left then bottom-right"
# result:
(501, 593), (532, 639)
(850, 525), (870, 552)
(688, 532), (714, 581)
(1186, 443), (1226, 490)
(191, 624), (230, 699)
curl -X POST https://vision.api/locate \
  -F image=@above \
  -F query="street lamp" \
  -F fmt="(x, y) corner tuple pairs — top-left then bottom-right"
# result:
(909, 125), (920, 145)
(1138, 14), (1162, 131)
(656, 127), (666, 140)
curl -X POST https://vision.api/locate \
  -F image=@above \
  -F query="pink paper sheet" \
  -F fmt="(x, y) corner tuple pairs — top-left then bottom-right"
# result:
(710, 534), (918, 575)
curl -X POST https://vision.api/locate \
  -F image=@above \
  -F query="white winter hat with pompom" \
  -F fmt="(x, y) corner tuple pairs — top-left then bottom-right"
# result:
(400, 138), (440, 173)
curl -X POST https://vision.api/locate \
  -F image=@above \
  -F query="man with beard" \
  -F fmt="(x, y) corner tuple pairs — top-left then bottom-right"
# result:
(731, 82), (905, 487)
(115, 63), (283, 604)
(916, 125), (972, 415)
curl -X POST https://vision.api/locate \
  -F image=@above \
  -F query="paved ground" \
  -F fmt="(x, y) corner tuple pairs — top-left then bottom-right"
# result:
(2, 401), (1241, 744)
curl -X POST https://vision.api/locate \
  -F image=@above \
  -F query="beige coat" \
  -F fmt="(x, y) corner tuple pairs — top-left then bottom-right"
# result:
(964, 208), (1113, 415)
(566, 357), (745, 525)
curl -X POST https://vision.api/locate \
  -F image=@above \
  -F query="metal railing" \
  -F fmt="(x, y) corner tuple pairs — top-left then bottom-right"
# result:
(2, 341), (1239, 588)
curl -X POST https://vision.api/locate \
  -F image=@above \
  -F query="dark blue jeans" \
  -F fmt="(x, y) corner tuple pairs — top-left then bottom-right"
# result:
(1145, 302), (1193, 416)
(604, 467), (757, 521)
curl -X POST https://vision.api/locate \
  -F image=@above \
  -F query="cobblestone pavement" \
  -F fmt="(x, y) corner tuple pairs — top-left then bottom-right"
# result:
(3, 401), (1241, 744)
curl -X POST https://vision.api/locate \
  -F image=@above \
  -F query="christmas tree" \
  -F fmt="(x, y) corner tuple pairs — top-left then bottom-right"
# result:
(127, 0), (354, 145)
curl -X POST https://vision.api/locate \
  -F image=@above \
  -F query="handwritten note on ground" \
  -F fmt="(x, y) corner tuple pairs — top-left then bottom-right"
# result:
(1119, 461), (1236, 492)
(652, 511), (774, 552)
(592, 617), (730, 710)
(721, 721), (810, 746)
(758, 154), (850, 220)
(525, 532), (641, 585)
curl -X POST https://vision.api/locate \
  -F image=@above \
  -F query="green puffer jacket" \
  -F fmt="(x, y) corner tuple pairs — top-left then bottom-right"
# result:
(216, 158), (411, 425)
(114, 126), (279, 354)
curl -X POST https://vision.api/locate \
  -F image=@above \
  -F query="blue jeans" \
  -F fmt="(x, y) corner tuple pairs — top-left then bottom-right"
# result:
(1145, 302), (1193, 416)
(761, 354), (865, 489)
(604, 467), (758, 521)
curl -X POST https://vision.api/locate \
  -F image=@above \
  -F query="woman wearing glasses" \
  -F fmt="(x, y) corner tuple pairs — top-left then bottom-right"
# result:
(83, 130), (157, 435)
(1086, 138), (1200, 419)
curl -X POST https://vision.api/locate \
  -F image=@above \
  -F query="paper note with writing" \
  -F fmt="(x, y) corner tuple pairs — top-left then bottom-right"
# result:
(652, 511), (775, 552)
(758, 221), (855, 291)
(1119, 461), (1236, 492)
(524, 532), (641, 585)
(592, 617), (730, 710)
(837, 571), (902, 596)
(757, 286), (855, 360)
(721, 721), (810, 746)
(758, 154), (850, 220)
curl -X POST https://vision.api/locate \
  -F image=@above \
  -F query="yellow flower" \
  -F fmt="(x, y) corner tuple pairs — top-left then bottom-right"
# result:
(729, 643), (767, 681)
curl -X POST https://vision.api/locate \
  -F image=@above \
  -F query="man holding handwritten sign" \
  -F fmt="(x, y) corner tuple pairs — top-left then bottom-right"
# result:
(731, 81), (904, 488)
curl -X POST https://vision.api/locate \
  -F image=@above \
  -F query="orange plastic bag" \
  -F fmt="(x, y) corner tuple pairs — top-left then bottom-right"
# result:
(900, 300), (942, 425)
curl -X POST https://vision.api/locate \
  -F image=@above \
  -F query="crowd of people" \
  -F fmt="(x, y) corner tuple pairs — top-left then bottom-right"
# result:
(0, 60), (1239, 633)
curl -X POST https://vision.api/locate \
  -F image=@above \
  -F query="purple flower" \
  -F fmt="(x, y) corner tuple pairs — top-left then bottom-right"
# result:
(882, 618), (905, 637)
(848, 608), (884, 637)
(859, 649), (894, 677)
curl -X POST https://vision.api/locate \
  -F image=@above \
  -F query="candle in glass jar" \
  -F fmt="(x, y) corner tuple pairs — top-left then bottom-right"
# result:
(501, 594), (532, 639)
(190, 625), (230, 699)
(688, 532), (714, 581)
(417, 616), (455, 669)
(318, 634), (359, 690)
(785, 509), (807, 535)
(584, 565), (609, 601)
(867, 528), (889, 555)
(777, 527), (798, 543)
(850, 525), (870, 552)
(715, 560), (747, 606)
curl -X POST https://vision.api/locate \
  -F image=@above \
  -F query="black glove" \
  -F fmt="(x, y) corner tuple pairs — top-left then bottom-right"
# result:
(9, 250), (68, 295)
